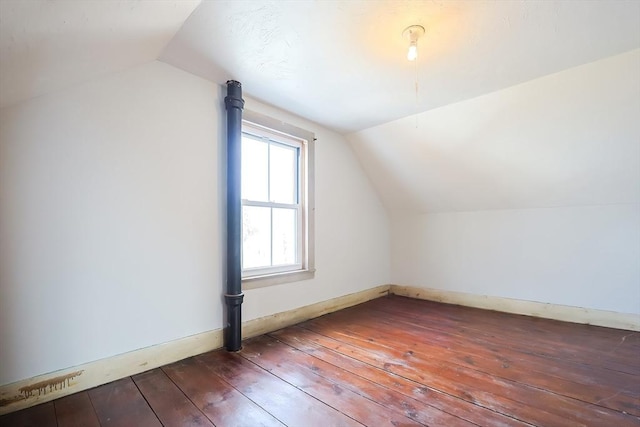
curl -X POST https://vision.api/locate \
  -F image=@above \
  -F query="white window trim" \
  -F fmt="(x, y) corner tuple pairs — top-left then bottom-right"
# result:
(241, 110), (315, 290)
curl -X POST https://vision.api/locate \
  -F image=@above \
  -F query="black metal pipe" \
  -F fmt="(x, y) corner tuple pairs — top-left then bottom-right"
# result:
(224, 80), (244, 352)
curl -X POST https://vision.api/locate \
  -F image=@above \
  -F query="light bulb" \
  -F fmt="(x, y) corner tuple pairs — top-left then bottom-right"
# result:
(407, 42), (418, 61)
(403, 25), (425, 62)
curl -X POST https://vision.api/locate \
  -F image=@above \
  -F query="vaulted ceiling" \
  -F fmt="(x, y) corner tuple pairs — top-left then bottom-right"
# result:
(0, 0), (200, 109)
(1, 1), (639, 213)
(348, 50), (640, 213)
(2, 0), (639, 132)
(160, 0), (640, 132)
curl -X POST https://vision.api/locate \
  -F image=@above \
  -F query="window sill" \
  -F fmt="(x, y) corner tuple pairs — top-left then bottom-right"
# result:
(242, 268), (316, 290)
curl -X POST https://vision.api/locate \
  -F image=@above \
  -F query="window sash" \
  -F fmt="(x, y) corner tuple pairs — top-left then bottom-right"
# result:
(241, 123), (305, 278)
(241, 202), (303, 277)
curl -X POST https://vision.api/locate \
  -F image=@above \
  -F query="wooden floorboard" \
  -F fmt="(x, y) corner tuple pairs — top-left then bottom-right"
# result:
(88, 377), (162, 427)
(55, 392), (100, 427)
(368, 298), (640, 374)
(241, 334), (474, 427)
(163, 357), (284, 427)
(0, 401), (57, 427)
(360, 302), (640, 391)
(1, 295), (638, 426)
(302, 304), (640, 415)
(364, 301), (640, 397)
(271, 327), (529, 427)
(197, 351), (363, 427)
(297, 307), (638, 425)
(132, 369), (214, 427)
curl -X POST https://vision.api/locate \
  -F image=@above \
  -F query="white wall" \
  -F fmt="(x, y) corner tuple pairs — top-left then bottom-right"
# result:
(0, 60), (390, 386)
(241, 98), (390, 320)
(392, 205), (640, 314)
(351, 50), (640, 316)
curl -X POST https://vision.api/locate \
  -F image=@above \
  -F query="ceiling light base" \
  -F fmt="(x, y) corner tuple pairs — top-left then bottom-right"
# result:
(402, 25), (425, 41)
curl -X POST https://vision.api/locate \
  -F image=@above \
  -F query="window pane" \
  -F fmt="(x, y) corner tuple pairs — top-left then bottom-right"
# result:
(272, 208), (297, 266)
(269, 142), (297, 204)
(242, 136), (268, 202)
(242, 206), (271, 269)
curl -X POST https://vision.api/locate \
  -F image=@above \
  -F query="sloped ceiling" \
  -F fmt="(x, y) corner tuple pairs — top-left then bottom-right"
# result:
(160, 0), (640, 132)
(348, 49), (640, 213)
(1, 1), (638, 215)
(0, 0), (200, 108)
(2, 1), (638, 131)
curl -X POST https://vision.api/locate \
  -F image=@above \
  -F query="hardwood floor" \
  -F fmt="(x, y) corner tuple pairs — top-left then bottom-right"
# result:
(1, 295), (638, 426)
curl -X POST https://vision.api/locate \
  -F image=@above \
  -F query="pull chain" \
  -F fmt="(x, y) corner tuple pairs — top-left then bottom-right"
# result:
(414, 54), (419, 128)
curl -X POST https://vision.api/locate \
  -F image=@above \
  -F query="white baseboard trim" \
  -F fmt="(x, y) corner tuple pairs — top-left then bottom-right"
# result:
(390, 285), (640, 332)
(0, 285), (390, 415)
(0, 329), (224, 416)
(7, 283), (632, 415)
(243, 285), (390, 339)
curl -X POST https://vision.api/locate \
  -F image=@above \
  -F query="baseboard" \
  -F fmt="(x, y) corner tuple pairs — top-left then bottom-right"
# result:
(0, 285), (390, 415)
(0, 329), (224, 416)
(243, 285), (390, 339)
(4, 283), (634, 415)
(390, 285), (640, 332)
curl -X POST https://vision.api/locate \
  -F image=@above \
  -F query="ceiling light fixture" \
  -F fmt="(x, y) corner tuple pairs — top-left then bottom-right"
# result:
(402, 25), (425, 61)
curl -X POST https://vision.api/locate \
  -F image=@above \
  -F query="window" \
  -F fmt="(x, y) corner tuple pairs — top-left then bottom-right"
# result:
(241, 111), (315, 288)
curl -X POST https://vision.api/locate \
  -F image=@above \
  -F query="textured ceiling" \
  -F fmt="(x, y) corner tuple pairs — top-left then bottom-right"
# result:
(0, 1), (638, 216)
(160, 0), (640, 132)
(348, 50), (640, 213)
(0, 0), (200, 109)
(2, 1), (639, 131)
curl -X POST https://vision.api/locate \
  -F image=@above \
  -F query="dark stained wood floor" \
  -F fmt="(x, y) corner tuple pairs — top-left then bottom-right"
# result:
(1, 295), (639, 426)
